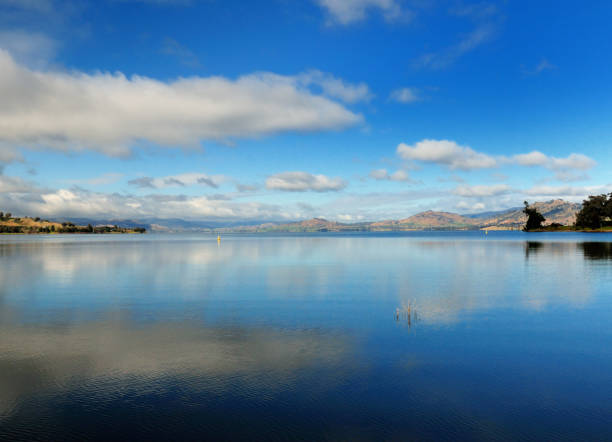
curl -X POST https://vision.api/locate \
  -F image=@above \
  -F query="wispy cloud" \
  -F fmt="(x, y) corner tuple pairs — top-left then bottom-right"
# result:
(235, 183), (259, 192)
(128, 173), (225, 189)
(160, 37), (200, 67)
(316, 0), (409, 25)
(389, 87), (419, 103)
(524, 185), (611, 198)
(0, 147), (22, 164)
(0, 30), (57, 67)
(415, 23), (496, 70)
(67, 172), (124, 187)
(521, 58), (556, 76)
(513, 151), (595, 171)
(453, 184), (512, 197)
(266, 171), (347, 192)
(369, 168), (415, 182)
(297, 70), (373, 103)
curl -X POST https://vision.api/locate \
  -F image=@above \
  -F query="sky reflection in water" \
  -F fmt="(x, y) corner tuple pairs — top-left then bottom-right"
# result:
(1, 232), (612, 440)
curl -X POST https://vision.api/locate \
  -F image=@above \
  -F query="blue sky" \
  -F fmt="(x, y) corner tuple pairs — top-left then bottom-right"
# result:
(0, 0), (610, 222)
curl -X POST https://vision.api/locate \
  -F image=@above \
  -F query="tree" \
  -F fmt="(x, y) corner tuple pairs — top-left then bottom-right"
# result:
(523, 201), (545, 231)
(576, 193), (612, 229)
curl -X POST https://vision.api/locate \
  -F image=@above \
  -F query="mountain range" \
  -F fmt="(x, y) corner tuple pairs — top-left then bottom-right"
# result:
(56, 199), (581, 232)
(219, 199), (581, 233)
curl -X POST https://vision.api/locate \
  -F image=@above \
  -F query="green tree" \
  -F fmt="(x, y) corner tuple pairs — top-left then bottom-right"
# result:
(576, 193), (612, 229)
(523, 201), (546, 231)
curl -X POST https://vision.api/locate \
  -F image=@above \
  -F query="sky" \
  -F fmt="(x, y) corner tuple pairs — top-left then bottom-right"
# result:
(0, 0), (611, 223)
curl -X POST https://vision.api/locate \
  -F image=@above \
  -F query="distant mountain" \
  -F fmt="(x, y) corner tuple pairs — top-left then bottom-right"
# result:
(369, 211), (479, 230)
(478, 199), (581, 229)
(219, 199), (582, 232)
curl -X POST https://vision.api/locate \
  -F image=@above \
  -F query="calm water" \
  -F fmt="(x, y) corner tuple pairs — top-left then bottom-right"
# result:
(1, 232), (612, 441)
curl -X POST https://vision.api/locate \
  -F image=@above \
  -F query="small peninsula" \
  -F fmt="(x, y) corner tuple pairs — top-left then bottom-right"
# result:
(0, 212), (146, 234)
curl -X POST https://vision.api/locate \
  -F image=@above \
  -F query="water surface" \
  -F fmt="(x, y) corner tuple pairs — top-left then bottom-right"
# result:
(1, 232), (612, 440)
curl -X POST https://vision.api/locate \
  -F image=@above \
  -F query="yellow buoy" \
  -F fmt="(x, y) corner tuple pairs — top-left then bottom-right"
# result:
(217, 235), (221, 242)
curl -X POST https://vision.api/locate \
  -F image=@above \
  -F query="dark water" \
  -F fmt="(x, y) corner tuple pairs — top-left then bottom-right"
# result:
(1, 232), (612, 441)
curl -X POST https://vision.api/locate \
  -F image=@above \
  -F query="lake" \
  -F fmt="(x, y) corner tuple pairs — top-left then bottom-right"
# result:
(1, 232), (612, 440)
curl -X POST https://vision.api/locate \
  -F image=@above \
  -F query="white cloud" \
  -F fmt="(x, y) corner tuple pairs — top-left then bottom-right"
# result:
(369, 168), (414, 182)
(297, 70), (373, 103)
(472, 202), (485, 210)
(335, 213), (365, 222)
(513, 151), (596, 171)
(389, 87), (419, 103)
(0, 50), (362, 157)
(316, 0), (405, 25)
(396, 141), (595, 174)
(453, 184), (512, 197)
(266, 171), (346, 192)
(397, 139), (497, 170)
(128, 172), (225, 189)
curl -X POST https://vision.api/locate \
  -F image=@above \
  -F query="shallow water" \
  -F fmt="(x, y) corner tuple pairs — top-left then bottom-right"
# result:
(1, 232), (612, 440)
